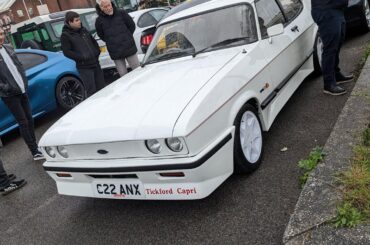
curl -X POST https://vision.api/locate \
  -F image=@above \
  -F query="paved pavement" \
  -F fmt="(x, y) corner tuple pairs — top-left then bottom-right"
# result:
(284, 48), (370, 245)
(1, 31), (370, 245)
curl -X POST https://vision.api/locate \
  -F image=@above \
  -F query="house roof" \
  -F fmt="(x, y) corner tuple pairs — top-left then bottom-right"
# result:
(0, 0), (16, 13)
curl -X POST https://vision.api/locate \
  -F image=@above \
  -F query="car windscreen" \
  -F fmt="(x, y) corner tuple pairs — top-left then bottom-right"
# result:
(82, 12), (98, 32)
(50, 21), (64, 38)
(144, 4), (257, 64)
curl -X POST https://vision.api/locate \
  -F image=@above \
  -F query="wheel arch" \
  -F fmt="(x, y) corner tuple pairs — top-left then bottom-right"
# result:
(228, 93), (267, 131)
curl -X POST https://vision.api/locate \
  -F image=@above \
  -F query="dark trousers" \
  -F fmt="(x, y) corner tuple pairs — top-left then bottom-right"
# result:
(78, 65), (106, 97)
(1, 93), (38, 155)
(312, 9), (346, 88)
(0, 157), (10, 189)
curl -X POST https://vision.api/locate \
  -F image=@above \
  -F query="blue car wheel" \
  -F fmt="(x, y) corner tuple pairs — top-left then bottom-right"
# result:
(56, 76), (86, 110)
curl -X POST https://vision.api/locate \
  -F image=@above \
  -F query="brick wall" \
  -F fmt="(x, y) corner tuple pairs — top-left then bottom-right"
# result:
(2, 0), (95, 24)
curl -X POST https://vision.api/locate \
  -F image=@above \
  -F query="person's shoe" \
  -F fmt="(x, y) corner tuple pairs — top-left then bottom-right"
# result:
(8, 174), (16, 181)
(336, 73), (354, 84)
(33, 150), (45, 161)
(323, 85), (347, 96)
(0, 180), (27, 196)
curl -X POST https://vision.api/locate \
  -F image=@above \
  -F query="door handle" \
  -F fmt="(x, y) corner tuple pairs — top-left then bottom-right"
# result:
(291, 25), (300, 32)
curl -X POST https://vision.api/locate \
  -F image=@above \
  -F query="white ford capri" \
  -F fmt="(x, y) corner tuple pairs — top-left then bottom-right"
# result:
(40, 0), (320, 200)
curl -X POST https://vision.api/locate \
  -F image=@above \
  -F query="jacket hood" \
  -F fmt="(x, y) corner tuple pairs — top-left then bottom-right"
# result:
(96, 1), (117, 17)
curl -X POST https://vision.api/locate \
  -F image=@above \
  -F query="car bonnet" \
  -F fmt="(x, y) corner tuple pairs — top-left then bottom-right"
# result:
(39, 49), (240, 146)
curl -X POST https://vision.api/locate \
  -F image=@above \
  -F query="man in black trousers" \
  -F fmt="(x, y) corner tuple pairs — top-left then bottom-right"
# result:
(61, 11), (105, 97)
(0, 26), (44, 160)
(311, 0), (354, 96)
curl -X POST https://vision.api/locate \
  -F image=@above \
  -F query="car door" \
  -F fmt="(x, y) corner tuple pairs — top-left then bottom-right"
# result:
(17, 52), (49, 112)
(255, 0), (308, 129)
(278, 0), (314, 66)
(0, 98), (12, 135)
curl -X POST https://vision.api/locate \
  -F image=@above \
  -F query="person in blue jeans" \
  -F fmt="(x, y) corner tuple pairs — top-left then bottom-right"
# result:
(311, 0), (354, 96)
(0, 156), (26, 196)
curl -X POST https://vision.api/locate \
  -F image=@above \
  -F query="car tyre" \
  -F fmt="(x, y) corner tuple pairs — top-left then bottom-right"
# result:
(313, 32), (323, 76)
(234, 104), (263, 174)
(56, 76), (86, 110)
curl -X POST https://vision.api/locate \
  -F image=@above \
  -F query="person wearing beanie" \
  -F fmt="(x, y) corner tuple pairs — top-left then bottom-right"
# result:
(61, 11), (105, 97)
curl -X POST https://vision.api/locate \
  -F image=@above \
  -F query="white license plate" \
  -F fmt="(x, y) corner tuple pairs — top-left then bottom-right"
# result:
(93, 181), (145, 199)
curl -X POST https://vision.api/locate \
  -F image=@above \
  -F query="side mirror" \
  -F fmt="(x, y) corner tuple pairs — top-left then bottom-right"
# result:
(267, 23), (284, 37)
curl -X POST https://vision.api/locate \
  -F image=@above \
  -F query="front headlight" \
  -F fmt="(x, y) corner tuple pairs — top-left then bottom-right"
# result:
(45, 147), (56, 158)
(57, 146), (69, 158)
(166, 137), (183, 152)
(145, 139), (162, 154)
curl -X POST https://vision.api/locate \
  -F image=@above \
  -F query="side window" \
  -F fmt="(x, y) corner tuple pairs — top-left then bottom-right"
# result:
(41, 29), (50, 40)
(83, 12), (98, 31)
(16, 53), (47, 70)
(279, 0), (303, 21)
(21, 30), (41, 42)
(50, 21), (64, 38)
(150, 10), (168, 22)
(138, 12), (157, 28)
(256, 0), (285, 39)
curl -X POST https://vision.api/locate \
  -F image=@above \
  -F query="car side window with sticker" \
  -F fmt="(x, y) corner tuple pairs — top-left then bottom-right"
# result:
(278, 0), (303, 22)
(256, 0), (285, 39)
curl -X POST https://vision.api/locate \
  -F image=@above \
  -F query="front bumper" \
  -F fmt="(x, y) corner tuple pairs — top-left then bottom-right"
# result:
(43, 131), (234, 200)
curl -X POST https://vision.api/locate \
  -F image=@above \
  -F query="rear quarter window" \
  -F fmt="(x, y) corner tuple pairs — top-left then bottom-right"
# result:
(16, 53), (48, 70)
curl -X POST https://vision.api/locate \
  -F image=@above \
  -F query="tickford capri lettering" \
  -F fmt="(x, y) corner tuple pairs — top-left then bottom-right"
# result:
(145, 188), (173, 195)
(177, 188), (197, 195)
(145, 187), (197, 195)
(96, 184), (141, 196)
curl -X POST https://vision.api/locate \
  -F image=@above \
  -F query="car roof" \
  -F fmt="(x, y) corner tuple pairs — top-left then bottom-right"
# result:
(11, 8), (95, 33)
(160, 0), (253, 25)
(128, 7), (170, 21)
(15, 48), (61, 58)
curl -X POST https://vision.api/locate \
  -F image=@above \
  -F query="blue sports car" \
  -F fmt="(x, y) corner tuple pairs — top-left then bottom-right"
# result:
(0, 49), (85, 137)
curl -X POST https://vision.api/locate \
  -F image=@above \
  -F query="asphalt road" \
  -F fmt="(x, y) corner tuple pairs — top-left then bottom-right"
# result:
(1, 31), (370, 245)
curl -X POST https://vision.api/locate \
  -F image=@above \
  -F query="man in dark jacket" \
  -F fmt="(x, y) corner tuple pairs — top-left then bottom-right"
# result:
(95, 0), (140, 77)
(61, 11), (105, 97)
(0, 26), (44, 161)
(311, 0), (353, 96)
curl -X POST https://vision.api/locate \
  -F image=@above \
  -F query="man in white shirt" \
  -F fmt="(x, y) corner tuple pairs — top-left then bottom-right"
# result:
(0, 26), (44, 160)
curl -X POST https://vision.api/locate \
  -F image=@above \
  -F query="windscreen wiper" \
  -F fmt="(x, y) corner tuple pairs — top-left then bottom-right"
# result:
(141, 50), (193, 67)
(192, 37), (249, 57)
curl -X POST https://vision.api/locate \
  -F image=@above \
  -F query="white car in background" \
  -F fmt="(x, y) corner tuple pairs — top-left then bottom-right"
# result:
(98, 7), (170, 69)
(40, 0), (320, 200)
